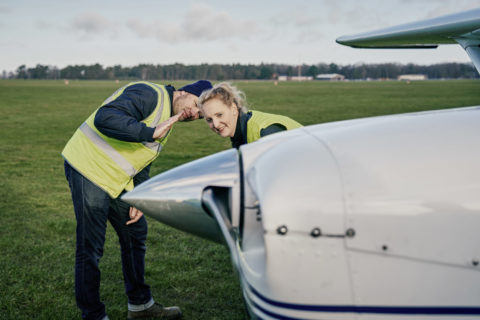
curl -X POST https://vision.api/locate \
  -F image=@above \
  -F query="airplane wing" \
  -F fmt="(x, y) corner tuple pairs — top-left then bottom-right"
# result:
(336, 8), (480, 74)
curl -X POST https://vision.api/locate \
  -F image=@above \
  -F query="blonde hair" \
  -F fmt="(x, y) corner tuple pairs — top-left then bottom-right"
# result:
(198, 82), (249, 114)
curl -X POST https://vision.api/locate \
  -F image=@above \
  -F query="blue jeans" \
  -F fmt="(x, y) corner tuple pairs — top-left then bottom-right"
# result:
(64, 161), (152, 320)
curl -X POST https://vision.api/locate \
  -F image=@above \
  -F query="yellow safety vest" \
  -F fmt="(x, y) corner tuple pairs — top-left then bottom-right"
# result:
(246, 110), (302, 143)
(62, 81), (172, 198)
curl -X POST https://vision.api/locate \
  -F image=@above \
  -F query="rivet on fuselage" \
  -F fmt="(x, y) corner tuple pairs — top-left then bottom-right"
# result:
(473, 259), (479, 267)
(345, 228), (356, 238)
(277, 225), (288, 235)
(311, 228), (322, 238)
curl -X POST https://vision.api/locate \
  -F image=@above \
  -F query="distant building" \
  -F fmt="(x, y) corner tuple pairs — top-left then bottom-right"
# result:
(278, 75), (313, 81)
(397, 74), (427, 81)
(316, 73), (345, 81)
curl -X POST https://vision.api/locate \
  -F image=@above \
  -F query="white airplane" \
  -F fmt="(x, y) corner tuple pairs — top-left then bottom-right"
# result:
(123, 8), (480, 320)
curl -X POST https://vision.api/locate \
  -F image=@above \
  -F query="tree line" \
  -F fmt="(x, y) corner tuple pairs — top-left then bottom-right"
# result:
(5, 62), (478, 81)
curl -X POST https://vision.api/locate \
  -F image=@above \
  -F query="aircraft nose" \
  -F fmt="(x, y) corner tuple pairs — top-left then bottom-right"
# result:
(122, 149), (240, 243)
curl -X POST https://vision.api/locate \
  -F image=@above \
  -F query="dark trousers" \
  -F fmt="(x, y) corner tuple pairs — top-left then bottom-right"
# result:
(64, 161), (152, 320)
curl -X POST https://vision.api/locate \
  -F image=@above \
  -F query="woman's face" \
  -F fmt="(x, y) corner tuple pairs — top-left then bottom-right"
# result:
(202, 98), (238, 137)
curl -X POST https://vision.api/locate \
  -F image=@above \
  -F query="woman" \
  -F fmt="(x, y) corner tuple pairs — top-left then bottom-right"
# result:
(198, 82), (302, 148)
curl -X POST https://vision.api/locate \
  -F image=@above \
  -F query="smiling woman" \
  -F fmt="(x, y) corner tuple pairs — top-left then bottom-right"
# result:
(198, 82), (302, 148)
(199, 82), (247, 138)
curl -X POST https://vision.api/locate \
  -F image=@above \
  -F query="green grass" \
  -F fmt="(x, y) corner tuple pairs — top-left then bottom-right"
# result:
(0, 79), (479, 319)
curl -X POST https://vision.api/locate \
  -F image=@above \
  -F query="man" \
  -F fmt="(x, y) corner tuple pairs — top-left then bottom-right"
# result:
(62, 80), (213, 320)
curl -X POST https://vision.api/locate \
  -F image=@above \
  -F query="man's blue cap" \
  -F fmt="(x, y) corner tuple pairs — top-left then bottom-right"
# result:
(179, 80), (213, 97)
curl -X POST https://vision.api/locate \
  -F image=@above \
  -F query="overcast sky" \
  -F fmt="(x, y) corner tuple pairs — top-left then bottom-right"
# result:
(1, 0), (479, 72)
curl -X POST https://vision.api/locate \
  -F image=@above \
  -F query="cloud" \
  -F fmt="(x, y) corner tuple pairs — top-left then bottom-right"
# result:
(0, 40), (26, 48)
(35, 20), (54, 30)
(295, 29), (326, 44)
(126, 19), (179, 42)
(71, 12), (117, 39)
(126, 19), (155, 39)
(127, 3), (258, 43)
(269, 6), (320, 28)
(182, 3), (257, 41)
(267, 5), (327, 44)
(325, 2), (391, 30)
(0, 5), (12, 14)
(421, 0), (480, 18)
(294, 15), (318, 28)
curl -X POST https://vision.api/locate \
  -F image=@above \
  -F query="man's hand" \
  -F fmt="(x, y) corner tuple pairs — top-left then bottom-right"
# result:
(152, 107), (200, 140)
(126, 207), (144, 225)
(178, 107), (201, 121)
(152, 113), (182, 139)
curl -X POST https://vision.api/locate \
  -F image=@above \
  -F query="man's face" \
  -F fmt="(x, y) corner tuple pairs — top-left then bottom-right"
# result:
(173, 91), (202, 121)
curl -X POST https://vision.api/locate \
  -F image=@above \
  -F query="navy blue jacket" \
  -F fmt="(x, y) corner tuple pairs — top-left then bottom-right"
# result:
(94, 83), (175, 143)
(93, 83), (175, 183)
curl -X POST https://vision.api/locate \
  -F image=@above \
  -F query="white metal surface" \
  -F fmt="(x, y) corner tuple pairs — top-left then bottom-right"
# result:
(236, 107), (480, 319)
(123, 107), (480, 319)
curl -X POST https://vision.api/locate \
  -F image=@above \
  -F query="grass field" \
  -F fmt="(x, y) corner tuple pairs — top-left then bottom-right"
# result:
(0, 79), (479, 320)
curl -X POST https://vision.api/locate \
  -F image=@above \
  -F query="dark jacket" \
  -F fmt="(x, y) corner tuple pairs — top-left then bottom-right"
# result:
(93, 83), (175, 183)
(94, 83), (175, 143)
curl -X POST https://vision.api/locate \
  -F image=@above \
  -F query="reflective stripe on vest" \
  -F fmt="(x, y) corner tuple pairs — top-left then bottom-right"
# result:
(62, 82), (172, 198)
(81, 82), (166, 176)
(79, 122), (137, 177)
(246, 110), (302, 143)
(141, 82), (165, 151)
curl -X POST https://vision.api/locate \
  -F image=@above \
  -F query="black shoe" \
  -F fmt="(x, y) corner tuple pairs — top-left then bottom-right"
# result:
(127, 302), (182, 319)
